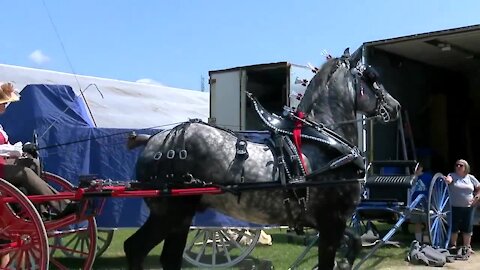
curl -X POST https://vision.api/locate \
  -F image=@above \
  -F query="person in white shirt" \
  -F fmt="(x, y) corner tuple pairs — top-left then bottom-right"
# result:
(0, 82), (66, 212)
(0, 82), (78, 267)
(444, 159), (480, 254)
(0, 84), (81, 214)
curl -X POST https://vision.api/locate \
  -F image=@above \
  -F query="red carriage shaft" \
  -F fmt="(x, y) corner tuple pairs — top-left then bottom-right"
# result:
(0, 185), (224, 204)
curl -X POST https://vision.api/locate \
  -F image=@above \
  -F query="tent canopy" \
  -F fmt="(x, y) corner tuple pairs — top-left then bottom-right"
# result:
(0, 63), (209, 129)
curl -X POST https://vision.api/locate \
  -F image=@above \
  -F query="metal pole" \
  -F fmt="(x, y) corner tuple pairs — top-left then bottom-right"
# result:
(404, 111), (417, 161)
(288, 234), (319, 270)
(352, 194), (425, 270)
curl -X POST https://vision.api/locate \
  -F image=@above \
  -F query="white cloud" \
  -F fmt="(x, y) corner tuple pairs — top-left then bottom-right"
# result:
(136, 78), (164, 86)
(29, 49), (50, 65)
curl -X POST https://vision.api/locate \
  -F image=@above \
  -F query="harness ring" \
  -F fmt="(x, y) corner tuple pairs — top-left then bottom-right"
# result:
(153, 152), (162, 160)
(179, 150), (188, 160)
(167, 150), (175, 159)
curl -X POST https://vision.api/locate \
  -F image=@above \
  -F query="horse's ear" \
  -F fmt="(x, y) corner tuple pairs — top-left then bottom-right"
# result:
(342, 48), (350, 58)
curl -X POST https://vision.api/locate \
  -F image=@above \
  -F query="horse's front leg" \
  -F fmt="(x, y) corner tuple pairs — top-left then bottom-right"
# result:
(342, 228), (361, 268)
(316, 220), (348, 270)
(124, 213), (167, 270)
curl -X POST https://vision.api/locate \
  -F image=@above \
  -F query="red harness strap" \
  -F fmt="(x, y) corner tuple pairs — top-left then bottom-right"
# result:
(293, 111), (308, 173)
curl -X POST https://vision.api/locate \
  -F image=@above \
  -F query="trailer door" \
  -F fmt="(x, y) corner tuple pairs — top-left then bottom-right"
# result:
(209, 70), (241, 130)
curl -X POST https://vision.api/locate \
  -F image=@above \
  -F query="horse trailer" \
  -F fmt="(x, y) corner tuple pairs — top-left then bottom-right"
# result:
(208, 62), (315, 131)
(208, 24), (480, 228)
(359, 24), (480, 226)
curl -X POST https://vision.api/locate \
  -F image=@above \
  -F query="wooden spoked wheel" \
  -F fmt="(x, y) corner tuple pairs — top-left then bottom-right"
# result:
(42, 172), (98, 269)
(183, 228), (261, 268)
(0, 178), (49, 270)
(95, 228), (115, 257)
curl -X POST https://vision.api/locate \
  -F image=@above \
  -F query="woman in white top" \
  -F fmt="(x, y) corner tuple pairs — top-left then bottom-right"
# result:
(444, 159), (480, 253)
(0, 82), (78, 267)
(0, 82), (67, 211)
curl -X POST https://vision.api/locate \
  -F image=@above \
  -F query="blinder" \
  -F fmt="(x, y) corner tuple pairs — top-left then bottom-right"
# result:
(363, 65), (380, 85)
(352, 64), (390, 122)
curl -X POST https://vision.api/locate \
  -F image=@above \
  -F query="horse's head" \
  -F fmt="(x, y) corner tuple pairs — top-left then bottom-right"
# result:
(344, 49), (401, 123)
(298, 49), (400, 126)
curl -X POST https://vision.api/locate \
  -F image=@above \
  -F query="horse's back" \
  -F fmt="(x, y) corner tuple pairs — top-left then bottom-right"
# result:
(135, 122), (278, 185)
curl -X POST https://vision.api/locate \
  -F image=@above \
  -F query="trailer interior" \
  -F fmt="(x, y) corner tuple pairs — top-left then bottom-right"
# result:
(364, 25), (480, 174)
(243, 63), (288, 130)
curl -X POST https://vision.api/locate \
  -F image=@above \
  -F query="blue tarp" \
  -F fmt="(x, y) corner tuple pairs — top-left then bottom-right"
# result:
(0, 84), (265, 228)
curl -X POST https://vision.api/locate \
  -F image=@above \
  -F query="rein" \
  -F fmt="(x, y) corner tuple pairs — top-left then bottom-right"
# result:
(37, 122), (184, 150)
(324, 115), (379, 128)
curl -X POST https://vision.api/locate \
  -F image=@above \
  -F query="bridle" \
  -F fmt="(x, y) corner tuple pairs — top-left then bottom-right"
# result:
(322, 59), (391, 128)
(350, 62), (391, 123)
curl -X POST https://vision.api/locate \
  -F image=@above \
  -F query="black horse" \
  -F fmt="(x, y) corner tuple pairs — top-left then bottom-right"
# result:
(124, 49), (401, 270)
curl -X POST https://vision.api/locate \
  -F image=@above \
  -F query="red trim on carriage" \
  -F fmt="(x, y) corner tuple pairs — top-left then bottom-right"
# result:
(0, 185), (224, 204)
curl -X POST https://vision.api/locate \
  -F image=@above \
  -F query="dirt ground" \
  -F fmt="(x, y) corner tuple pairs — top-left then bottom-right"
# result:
(443, 255), (480, 270)
(385, 253), (480, 270)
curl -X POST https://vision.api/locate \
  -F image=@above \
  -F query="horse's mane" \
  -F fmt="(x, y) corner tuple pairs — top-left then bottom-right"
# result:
(296, 57), (342, 114)
(296, 56), (359, 143)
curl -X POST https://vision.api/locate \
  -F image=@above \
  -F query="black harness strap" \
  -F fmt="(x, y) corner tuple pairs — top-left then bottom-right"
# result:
(283, 190), (296, 229)
(283, 188), (308, 233)
(305, 152), (359, 180)
(283, 136), (306, 181)
(267, 133), (310, 232)
(273, 134), (288, 187)
(153, 122), (190, 183)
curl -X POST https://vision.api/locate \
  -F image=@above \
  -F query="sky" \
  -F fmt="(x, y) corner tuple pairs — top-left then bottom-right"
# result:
(1, 0), (479, 91)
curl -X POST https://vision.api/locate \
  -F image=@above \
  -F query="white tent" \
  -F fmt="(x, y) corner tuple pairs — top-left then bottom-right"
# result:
(0, 64), (209, 129)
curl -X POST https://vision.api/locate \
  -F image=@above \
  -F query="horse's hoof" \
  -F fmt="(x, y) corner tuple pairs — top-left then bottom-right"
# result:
(334, 259), (352, 270)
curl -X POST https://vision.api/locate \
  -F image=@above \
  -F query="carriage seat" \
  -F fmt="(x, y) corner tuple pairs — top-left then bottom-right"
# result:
(127, 132), (151, 150)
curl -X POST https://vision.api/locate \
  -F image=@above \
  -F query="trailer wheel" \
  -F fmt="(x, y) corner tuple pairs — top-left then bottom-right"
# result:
(183, 228), (261, 268)
(42, 172), (98, 269)
(0, 178), (49, 270)
(427, 173), (452, 249)
(349, 211), (368, 237)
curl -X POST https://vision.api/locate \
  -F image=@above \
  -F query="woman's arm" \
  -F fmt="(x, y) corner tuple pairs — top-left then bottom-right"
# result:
(444, 174), (453, 184)
(0, 142), (23, 157)
(472, 175), (480, 195)
(470, 175), (480, 206)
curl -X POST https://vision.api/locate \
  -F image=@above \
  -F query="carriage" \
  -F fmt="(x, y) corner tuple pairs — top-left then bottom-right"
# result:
(0, 150), (453, 270)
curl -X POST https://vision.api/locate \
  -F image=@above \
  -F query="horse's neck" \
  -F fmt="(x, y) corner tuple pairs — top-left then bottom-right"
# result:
(304, 92), (358, 145)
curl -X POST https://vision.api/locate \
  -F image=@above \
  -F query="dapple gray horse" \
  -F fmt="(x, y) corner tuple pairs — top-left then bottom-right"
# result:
(124, 49), (401, 270)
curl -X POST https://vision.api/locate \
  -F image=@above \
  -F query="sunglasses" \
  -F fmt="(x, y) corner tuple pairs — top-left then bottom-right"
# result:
(456, 164), (465, 168)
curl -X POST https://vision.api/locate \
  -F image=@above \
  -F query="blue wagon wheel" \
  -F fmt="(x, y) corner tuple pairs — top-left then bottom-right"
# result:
(427, 173), (452, 249)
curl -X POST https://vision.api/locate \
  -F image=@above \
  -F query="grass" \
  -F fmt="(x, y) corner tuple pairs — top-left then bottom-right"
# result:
(52, 223), (423, 270)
